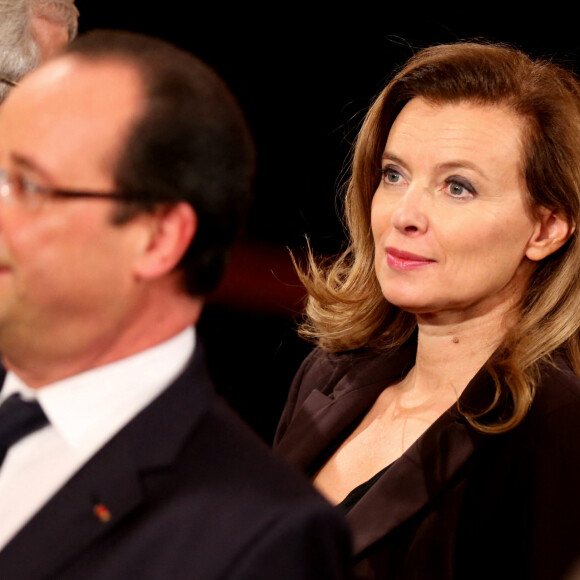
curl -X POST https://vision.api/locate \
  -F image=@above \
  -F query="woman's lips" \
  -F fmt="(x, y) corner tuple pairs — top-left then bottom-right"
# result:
(386, 247), (436, 271)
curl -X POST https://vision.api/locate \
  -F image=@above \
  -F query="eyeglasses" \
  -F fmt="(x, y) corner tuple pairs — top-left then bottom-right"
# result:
(0, 169), (165, 210)
(0, 77), (19, 88)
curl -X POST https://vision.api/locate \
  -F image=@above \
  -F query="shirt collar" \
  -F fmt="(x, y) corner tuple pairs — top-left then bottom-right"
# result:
(1, 327), (195, 451)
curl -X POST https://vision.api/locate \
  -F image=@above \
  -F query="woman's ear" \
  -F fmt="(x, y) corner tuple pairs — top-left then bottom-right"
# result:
(132, 202), (197, 280)
(526, 208), (575, 262)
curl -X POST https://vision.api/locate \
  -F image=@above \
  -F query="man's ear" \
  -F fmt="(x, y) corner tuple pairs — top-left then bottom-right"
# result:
(132, 202), (197, 280)
(526, 208), (575, 262)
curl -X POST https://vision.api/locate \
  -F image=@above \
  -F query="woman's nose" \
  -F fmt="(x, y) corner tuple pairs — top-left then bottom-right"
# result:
(390, 188), (429, 235)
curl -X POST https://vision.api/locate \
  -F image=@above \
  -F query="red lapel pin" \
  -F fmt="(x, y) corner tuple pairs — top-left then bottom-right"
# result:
(93, 503), (112, 523)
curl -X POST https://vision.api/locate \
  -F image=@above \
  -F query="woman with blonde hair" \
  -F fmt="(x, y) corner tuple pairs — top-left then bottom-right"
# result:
(275, 40), (580, 579)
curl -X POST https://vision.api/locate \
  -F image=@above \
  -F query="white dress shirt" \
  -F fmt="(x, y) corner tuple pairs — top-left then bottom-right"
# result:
(0, 327), (195, 550)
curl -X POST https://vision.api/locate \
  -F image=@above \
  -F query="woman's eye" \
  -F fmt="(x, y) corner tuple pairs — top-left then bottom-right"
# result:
(446, 178), (475, 199)
(380, 167), (402, 184)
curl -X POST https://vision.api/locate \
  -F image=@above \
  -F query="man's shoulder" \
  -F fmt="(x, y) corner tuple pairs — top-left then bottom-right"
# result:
(134, 387), (352, 578)
(139, 349), (345, 522)
(0, 351), (351, 580)
(186, 392), (338, 505)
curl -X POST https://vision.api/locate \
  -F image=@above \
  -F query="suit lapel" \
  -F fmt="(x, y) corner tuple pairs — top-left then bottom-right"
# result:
(277, 341), (498, 558)
(0, 346), (214, 579)
(347, 365), (496, 555)
(275, 344), (416, 473)
(347, 406), (490, 554)
(274, 380), (386, 473)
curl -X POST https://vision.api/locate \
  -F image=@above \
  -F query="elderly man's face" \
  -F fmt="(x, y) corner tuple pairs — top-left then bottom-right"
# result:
(0, 56), (150, 360)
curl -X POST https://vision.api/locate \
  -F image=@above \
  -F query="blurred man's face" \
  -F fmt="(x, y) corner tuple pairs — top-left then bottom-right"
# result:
(0, 56), (150, 363)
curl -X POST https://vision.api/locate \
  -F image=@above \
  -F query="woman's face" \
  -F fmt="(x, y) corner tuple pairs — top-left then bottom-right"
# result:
(371, 97), (545, 322)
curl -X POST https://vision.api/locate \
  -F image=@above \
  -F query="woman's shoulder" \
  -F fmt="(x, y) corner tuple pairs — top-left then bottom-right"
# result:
(517, 356), (580, 454)
(296, 346), (376, 378)
(295, 345), (410, 394)
(273, 345), (408, 449)
(285, 341), (416, 413)
(532, 355), (580, 418)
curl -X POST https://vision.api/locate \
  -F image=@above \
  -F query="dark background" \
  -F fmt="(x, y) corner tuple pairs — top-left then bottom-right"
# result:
(73, 3), (580, 442)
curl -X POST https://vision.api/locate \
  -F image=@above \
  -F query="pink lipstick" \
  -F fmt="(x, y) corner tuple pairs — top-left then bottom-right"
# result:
(386, 247), (436, 271)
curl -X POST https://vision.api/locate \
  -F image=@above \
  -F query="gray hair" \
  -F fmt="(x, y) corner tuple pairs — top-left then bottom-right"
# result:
(0, 0), (79, 101)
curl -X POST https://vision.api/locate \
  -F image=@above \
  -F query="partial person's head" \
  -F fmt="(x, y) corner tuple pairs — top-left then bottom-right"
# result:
(63, 30), (256, 296)
(338, 42), (580, 346)
(0, 0), (78, 102)
(298, 40), (580, 431)
(369, 64), (575, 322)
(0, 29), (254, 375)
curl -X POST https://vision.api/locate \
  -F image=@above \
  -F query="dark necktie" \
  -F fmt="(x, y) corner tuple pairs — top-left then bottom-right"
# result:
(0, 393), (48, 467)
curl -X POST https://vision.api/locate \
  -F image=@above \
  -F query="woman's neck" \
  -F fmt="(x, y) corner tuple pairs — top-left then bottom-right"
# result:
(410, 306), (514, 399)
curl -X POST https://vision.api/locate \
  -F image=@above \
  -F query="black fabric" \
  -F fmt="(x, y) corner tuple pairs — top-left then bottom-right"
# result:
(0, 349), (352, 580)
(275, 345), (580, 579)
(0, 394), (48, 466)
(339, 464), (391, 513)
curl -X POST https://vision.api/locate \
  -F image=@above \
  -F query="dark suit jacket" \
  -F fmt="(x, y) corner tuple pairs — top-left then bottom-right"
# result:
(0, 346), (352, 579)
(274, 340), (580, 579)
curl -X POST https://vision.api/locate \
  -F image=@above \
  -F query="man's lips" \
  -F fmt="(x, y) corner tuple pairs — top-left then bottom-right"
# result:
(386, 247), (436, 270)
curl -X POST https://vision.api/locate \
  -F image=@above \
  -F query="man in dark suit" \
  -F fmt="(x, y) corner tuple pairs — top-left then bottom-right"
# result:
(0, 29), (351, 579)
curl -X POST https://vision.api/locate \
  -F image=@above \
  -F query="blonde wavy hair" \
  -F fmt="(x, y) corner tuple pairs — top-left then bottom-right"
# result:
(297, 41), (580, 433)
